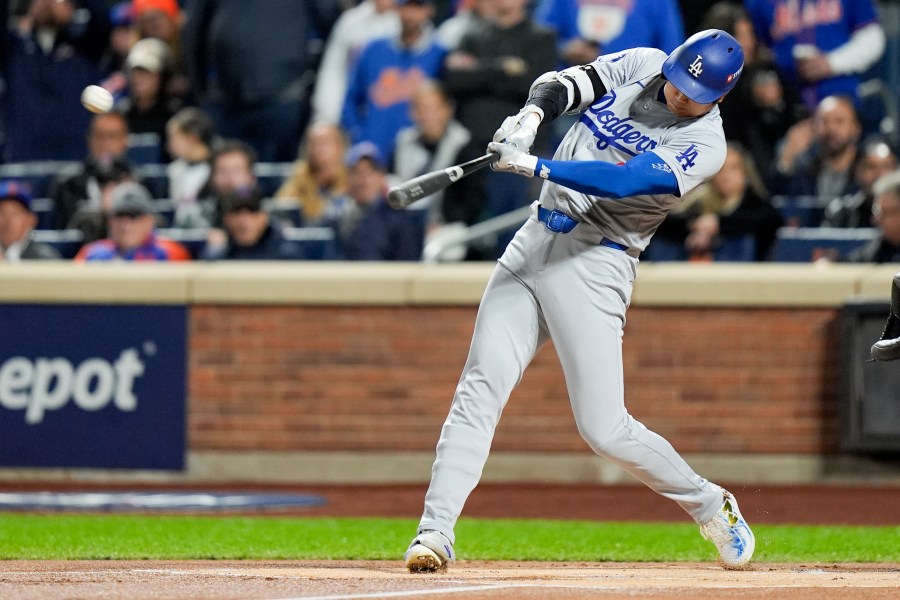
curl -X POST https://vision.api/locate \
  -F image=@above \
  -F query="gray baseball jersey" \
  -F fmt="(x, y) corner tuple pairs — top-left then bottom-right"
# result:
(541, 48), (727, 251)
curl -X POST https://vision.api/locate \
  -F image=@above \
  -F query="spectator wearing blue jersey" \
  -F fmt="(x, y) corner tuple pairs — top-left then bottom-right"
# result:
(535, 0), (685, 67)
(0, 0), (110, 161)
(744, 0), (885, 110)
(341, 0), (446, 159)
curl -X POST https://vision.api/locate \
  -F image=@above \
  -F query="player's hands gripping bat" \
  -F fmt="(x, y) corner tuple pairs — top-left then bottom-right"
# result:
(487, 141), (538, 177)
(387, 152), (500, 209)
(492, 106), (543, 152)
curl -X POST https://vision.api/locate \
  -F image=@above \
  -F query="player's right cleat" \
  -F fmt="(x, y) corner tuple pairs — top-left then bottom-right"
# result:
(871, 313), (900, 361)
(699, 490), (755, 569)
(404, 530), (455, 573)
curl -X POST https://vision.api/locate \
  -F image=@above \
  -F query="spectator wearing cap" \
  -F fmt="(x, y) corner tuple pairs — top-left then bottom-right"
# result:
(201, 188), (303, 261)
(75, 181), (190, 261)
(322, 142), (424, 261)
(101, 1), (137, 76)
(133, 0), (180, 51)
(341, 0), (446, 159)
(50, 112), (135, 231)
(0, 182), (60, 262)
(0, 0), (111, 161)
(116, 37), (183, 162)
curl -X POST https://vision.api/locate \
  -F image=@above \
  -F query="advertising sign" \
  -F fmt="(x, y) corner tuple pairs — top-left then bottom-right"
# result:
(0, 305), (187, 469)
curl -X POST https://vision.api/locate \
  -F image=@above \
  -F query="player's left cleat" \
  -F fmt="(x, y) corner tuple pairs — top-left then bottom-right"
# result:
(700, 490), (755, 569)
(404, 530), (455, 573)
(871, 313), (900, 361)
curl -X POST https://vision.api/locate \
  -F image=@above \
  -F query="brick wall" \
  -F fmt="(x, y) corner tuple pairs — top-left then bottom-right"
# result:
(189, 305), (841, 455)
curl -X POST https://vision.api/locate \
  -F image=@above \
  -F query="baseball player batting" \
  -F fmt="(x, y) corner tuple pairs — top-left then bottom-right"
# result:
(871, 272), (900, 361)
(404, 29), (755, 572)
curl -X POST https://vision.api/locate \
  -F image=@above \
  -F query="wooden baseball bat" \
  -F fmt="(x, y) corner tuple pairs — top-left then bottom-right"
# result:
(387, 152), (500, 209)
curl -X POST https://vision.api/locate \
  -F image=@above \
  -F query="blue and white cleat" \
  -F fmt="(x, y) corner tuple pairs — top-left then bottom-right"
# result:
(404, 530), (455, 573)
(700, 490), (755, 569)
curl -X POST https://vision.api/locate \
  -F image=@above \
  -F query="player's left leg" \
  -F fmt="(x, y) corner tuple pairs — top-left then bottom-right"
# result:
(406, 263), (550, 572)
(537, 240), (753, 568)
(871, 271), (900, 361)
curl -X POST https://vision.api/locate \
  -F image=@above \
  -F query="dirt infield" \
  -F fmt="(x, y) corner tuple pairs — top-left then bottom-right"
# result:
(2, 483), (899, 598)
(1, 560), (898, 599)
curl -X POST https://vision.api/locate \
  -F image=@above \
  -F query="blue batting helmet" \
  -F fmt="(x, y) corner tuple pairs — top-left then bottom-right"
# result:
(662, 29), (744, 104)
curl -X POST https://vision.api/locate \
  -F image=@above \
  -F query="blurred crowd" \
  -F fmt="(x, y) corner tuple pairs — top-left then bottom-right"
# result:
(0, 0), (898, 264)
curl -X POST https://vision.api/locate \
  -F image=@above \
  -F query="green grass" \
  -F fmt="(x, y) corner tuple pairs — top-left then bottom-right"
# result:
(0, 515), (897, 562)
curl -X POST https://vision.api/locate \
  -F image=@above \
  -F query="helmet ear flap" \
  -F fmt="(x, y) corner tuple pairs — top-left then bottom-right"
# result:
(662, 29), (745, 104)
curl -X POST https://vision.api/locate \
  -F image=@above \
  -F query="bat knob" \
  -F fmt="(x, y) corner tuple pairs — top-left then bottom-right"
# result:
(387, 187), (409, 210)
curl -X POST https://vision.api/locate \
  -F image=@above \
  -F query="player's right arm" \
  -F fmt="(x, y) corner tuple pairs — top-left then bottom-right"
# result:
(494, 48), (667, 151)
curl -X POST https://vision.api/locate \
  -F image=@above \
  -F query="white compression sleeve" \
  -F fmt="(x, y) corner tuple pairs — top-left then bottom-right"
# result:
(826, 23), (886, 75)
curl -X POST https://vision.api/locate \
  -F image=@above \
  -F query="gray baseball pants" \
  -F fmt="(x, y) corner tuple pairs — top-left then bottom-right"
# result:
(417, 218), (724, 544)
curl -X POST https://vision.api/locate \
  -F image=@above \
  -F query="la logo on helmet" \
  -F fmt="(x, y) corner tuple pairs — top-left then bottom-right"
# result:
(688, 55), (703, 78)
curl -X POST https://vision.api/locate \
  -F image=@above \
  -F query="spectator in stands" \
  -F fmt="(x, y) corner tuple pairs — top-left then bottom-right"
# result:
(535, 0), (684, 67)
(101, 1), (136, 76)
(201, 187), (303, 261)
(822, 137), (898, 229)
(311, 0), (399, 125)
(182, 0), (339, 161)
(75, 181), (190, 261)
(846, 171), (900, 263)
(341, 0), (446, 159)
(50, 112), (132, 230)
(775, 95), (861, 199)
(0, 181), (60, 261)
(442, 0), (555, 229)
(323, 141), (424, 260)
(117, 37), (182, 163)
(184, 139), (259, 235)
(393, 80), (471, 230)
(745, 0), (885, 110)
(66, 159), (136, 243)
(436, 0), (495, 51)
(700, 2), (805, 176)
(166, 107), (215, 228)
(655, 142), (783, 261)
(0, 0), (110, 161)
(276, 123), (348, 225)
(133, 0), (180, 47)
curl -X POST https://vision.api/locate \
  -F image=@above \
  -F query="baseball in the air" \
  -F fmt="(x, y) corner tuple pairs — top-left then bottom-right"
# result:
(81, 85), (114, 114)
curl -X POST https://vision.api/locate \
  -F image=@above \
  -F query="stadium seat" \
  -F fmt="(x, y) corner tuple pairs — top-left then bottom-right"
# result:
(265, 198), (303, 228)
(0, 161), (79, 197)
(152, 199), (176, 227)
(771, 227), (878, 262)
(771, 195), (827, 228)
(641, 237), (687, 261)
(254, 162), (294, 196)
(156, 227), (208, 259)
(127, 132), (164, 165)
(283, 227), (338, 260)
(641, 235), (756, 262)
(30, 198), (57, 230)
(30, 229), (84, 259)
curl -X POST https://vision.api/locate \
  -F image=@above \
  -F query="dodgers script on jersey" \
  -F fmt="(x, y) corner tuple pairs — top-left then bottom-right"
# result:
(539, 48), (727, 251)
